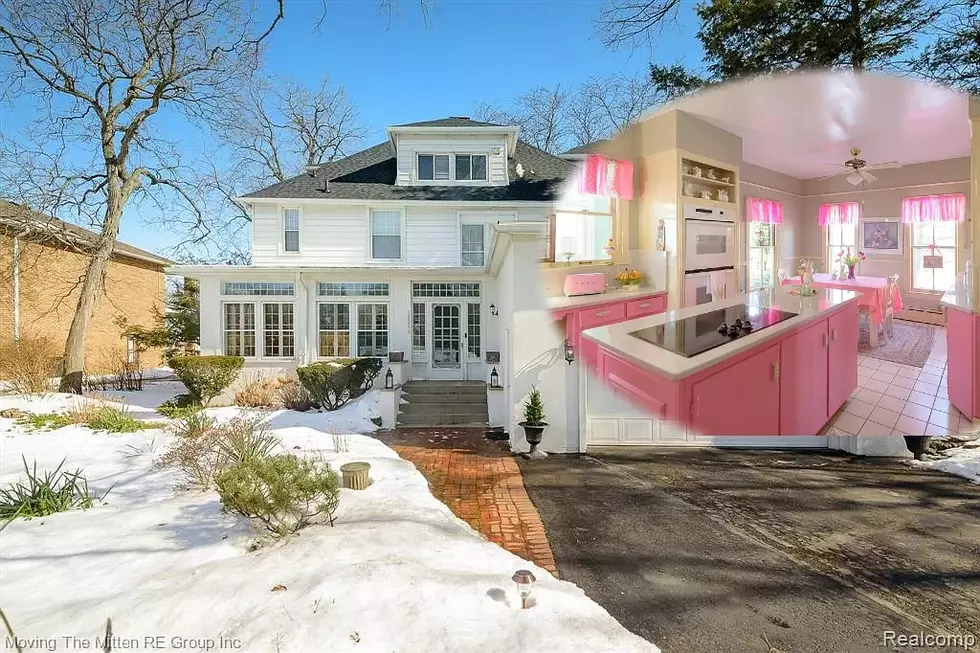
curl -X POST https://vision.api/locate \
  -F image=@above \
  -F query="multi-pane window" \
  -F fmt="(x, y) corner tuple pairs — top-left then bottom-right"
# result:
(126, 336), (138, 365)
(460, 223), (486, 267)
(466, 303), (481, 358)
(262, 303), (294, 358)
(455, 154), (488, 181)
(748, 223), (775, 290)
(549, 193), (613, 264)
(418, 154), (450, 181)
(318, 303), (350, 357)
(371, 210), (402, 260)
(221, 282), (294, 296)
(356, 304), (388, 357)
(317, 282), (389, 297)
(911, 222), (957, 292)
(411, 282), (481, 297)
(283, 208), (300, 252)
(224, 303), (256, 357)
(412, 303), (426, 362)
(826, 224), (857, 273)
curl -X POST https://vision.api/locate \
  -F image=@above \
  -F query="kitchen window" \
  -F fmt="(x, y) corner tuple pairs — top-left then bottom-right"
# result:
(357, 304), (388, 357)
(262, 303), (294, 358)
(418, 154), (450, 181)
(826, 223), (857, 272)
(460, 223), (486, 267)
(283, 208), (300, 252)
(371, 210), (402, 260)
(911, 221), (957, 293)
(546, 193), (614, 264)
(455, 154), (488, 181)
(224, 302), (256, 357)
(318, 303), (351, 357)
(748, 223), (775, 289)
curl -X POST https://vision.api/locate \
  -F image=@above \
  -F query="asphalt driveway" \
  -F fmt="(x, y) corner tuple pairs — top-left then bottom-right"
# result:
(518, 448), (980, 653)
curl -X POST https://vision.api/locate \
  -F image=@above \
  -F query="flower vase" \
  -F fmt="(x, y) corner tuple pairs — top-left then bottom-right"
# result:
(847, 264), (856, 280)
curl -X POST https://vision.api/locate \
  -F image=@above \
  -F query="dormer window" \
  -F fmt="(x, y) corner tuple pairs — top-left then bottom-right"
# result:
(417, 153), (488, 182)
(418, 154), (450, 181)
(455, 154), (487, 181)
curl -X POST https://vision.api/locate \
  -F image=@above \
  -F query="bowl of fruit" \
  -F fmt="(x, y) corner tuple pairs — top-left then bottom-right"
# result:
(615, 268), (643, 290)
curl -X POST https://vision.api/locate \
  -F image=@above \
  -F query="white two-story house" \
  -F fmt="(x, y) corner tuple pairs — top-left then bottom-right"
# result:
(171, 117), (573, 423)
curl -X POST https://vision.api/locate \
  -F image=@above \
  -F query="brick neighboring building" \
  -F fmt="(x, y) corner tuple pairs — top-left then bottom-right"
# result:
(0, 200), (170, 373)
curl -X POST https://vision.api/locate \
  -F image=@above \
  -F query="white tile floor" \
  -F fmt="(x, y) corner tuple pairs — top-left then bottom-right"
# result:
(824, 327), (977, 437)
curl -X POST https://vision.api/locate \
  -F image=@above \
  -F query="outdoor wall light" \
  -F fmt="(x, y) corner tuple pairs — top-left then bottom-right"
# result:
(490, 303), (498, 317)
(563, 339), (575, 365)
(489, 367), (500, 389)
(384, 368), (394, 389)
(512, 570), (536, 609)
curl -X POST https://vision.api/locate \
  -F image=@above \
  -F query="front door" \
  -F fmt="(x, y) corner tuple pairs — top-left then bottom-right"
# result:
(430, 303), (463, 379)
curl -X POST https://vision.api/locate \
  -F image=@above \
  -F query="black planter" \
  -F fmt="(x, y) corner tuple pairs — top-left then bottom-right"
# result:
(519, 421), (548, 457)
(903, 436), (932, 460)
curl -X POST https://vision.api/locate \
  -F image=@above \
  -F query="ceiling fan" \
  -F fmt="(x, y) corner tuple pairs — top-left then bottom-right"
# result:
(818, 147), (902, 186)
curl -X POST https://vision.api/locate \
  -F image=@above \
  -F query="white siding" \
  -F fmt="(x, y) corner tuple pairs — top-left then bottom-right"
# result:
(394, 135), (509, 187)
(405, 207), (459, 266)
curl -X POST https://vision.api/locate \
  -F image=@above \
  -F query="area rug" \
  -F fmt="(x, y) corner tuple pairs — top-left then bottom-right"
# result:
(858, 319), (938, 368)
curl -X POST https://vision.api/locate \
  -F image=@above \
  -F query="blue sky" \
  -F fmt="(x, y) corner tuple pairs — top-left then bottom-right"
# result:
(3, 0), (704, 256)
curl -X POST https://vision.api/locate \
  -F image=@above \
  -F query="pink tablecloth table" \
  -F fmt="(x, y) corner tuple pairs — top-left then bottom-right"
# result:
(782, 273), (904, 346)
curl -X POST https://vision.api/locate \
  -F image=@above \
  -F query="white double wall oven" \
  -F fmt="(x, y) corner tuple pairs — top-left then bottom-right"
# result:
(215, 277), (492, 382)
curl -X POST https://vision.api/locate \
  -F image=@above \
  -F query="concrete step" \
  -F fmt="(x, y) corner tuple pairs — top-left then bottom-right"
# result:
(400, 392), (489, 405)
(396, 412), (490, 427)
(398, 402), (489, 417)
(402, 381), (486, 395)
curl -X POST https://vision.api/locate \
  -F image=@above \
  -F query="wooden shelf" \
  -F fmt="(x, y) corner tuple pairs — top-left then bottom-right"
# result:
(682, 172), (735, 188)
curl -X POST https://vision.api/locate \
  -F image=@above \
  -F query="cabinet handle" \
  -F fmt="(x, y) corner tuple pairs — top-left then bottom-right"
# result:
(773, 362), (780, 382)
(823, 333), (829, 347)
(832, 329), (839, 341)
(595, 310), (611, 317)
(638, 302), (650, 308)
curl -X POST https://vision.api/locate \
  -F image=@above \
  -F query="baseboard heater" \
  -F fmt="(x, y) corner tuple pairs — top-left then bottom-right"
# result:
(899, 305), (946, 326)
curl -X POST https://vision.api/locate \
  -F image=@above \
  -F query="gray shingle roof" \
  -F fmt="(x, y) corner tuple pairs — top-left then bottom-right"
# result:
(242, 138), (575, 202)
(563, 141), (606, 155)
(0, 199), (171, 266)
(393, 117), (504, 128)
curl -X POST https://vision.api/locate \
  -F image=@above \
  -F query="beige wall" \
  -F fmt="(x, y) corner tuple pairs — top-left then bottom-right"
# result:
(0, 234), (166, 373)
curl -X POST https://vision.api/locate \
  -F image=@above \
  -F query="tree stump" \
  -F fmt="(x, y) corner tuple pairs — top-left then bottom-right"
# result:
(340, 462), (371, 490)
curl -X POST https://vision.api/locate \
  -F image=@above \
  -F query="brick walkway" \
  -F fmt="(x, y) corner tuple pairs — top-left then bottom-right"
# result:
(378, 427), (559, 577)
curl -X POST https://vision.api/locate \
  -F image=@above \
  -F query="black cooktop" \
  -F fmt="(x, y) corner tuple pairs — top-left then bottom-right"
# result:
(629, 303), (799, 358)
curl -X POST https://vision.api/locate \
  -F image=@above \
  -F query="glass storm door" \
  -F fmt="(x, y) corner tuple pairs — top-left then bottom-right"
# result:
(431, 304), (462, 369)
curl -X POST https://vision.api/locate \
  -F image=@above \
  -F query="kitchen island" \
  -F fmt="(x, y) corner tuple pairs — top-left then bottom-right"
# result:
(581, 286), (863, 436)
(941, 280), (979, 422)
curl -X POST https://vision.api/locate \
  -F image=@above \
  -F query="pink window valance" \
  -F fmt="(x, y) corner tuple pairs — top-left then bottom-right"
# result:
(901, 193), (966, 223)
(577, 154), (634, 200)
(747, 197), (784, 224)
(818, 202), (860, 226)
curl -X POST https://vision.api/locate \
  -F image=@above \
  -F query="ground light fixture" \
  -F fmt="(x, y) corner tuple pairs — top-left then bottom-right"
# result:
(512, 570), (536, 609)
(490, 367), (500, 389)
(385, 368), (394, 389)
(563, 339), (575, 364)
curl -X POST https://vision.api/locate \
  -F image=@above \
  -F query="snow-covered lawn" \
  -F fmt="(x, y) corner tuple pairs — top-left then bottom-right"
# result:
(914, 443), (980, 484)
(0, 389), (658, 653)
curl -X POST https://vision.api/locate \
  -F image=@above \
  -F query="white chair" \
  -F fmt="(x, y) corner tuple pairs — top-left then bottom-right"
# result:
(777, 269), (787, 284)
(882, 274), (899, 338)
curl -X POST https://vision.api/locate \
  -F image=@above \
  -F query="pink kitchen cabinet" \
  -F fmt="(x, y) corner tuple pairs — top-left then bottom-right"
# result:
(945, 306), (977, 420)
(553, 292), (668, 368)
(827, 304), (859, 415)
(779, 320), (830, 436)
(690, 343), (781, 435)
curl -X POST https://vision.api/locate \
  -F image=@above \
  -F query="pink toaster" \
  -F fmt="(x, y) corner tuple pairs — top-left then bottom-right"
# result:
(563, 273), (607, 297)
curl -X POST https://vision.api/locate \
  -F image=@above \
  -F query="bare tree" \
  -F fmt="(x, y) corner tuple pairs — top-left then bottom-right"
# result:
(475, 85), (570, 154)
(0, 0), (284, 393)
(595, 0), (683, 50)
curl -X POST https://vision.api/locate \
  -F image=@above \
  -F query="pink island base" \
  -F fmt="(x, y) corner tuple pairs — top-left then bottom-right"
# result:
(944, 305), (980, 421)
(581, 294), (862, 437)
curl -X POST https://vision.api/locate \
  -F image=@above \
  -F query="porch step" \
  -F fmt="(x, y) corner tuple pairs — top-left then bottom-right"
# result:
(397, 381), (489, 428)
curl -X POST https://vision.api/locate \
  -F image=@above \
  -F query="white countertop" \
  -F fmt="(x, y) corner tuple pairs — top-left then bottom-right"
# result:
(940, 275), (974, 313)
(582, 286), (862, 380)
(546, 286), (667, 311)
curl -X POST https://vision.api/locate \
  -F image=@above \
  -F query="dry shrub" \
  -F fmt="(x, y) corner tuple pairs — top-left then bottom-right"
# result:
(234, 375), (288, 409)
(0, 335), (59, 394)
(277, 379), (314, 412)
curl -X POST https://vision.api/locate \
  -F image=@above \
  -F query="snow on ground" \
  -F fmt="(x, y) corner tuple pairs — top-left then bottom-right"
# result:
(0, 390), (658, 653)
(914, 444), (980, 484)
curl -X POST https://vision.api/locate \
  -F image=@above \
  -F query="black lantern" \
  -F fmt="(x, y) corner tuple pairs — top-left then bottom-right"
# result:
(490, 303), (498, 317)
(563, 339), (575, 364)
(490, 367), (500, 388)
(385, 367), (394, 389)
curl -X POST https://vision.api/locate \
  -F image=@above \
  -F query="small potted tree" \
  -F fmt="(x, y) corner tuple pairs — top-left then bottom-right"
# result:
(519, 387), (548, 458)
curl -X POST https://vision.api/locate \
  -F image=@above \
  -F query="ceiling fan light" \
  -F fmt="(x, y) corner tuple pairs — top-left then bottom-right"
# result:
(860, 170), (878, 182)
(847, 172), (864, 186)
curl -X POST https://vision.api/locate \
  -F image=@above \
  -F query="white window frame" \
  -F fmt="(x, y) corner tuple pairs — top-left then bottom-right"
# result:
(455, 154), (488, 182)
(747, 222), (777, 290)
(465, 302), (481, 360)
(261, 302), (295, 359)
(222, 301), (257, 358)
(411, 302), (426, 362)
(459, 222), (487, 267)
(355, 303), (389, 358)
(315, 301), (390, 359)
(317, 302), (352, 358)
(281, 207), (301, 255)
(417, 153), (451, 181)
(126, 336), (138, 365)
(825, 223), (859, 274)
(910, 221), (958, 293)
(369, 208), (404, 261)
